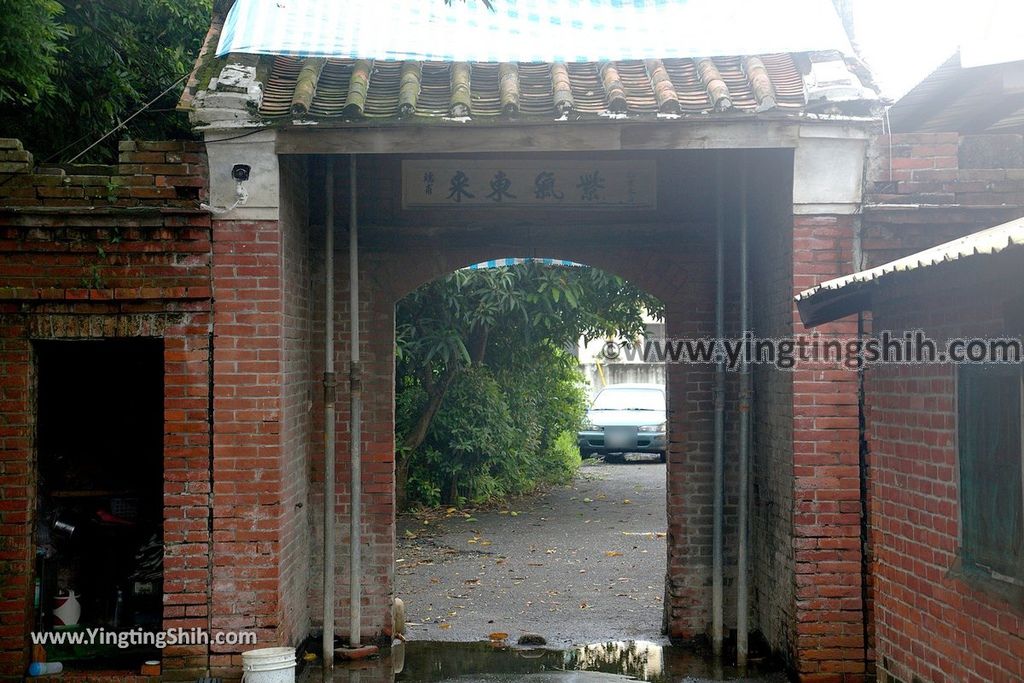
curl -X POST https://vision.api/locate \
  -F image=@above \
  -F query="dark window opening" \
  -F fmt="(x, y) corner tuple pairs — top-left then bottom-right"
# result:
(957, 364), (1024, 584)
(34, 339), (164, 668)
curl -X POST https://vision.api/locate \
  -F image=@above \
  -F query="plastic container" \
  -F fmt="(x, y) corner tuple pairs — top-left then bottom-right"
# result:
(28, 662), (63, 676)
(241, 647), (296, 683)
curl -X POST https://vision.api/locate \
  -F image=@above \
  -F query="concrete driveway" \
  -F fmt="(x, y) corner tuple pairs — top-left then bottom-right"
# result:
(395, 457), (668, 647)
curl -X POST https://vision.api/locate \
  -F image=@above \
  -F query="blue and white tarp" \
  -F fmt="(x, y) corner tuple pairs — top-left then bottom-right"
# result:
(464, 258), (583, 270)
(216, 0), (853, 62)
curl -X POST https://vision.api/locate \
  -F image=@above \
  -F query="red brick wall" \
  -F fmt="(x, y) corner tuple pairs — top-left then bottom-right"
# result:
(867, 255), (1024, 683)
(277, 157), (313, 646)
(791, 215), (866, 682)
(208, 217), (286, 676)
(864, 133), (1024, 267)
(750, 160), (797, 666)
(0, 139), (213, 680)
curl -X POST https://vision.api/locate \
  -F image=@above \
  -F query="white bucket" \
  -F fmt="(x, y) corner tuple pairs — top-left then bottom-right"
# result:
(241, 647), (296, 683)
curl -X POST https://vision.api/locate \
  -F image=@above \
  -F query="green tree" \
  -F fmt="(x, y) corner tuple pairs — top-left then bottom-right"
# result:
(0, 0), (210, 163)
(0, 0), (67, 105)
(395, 263), (660, 508)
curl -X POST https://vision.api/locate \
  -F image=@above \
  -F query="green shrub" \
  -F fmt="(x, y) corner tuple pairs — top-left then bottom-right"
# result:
(399, 345), (588, 508)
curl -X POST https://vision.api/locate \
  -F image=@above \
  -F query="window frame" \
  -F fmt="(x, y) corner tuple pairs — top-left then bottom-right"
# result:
(954, 363), (1024, 589)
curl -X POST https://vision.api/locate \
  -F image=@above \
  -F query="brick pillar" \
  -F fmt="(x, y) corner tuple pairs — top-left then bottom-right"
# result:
(0, 332), (32, 679)
(162, 319), (214, 679)
(662, 256), (719, 638)
(210, 219), (287, 676)
(791, 214), (867, 682)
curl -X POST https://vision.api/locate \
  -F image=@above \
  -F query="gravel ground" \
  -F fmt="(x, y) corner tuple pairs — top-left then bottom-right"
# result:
(395, 457), (668, 647)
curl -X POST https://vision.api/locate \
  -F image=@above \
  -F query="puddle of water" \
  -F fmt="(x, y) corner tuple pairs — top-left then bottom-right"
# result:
(315, 640), (788, 683)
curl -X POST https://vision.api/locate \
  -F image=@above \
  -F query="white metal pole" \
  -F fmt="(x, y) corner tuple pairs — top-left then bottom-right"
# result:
(322, 160), (337, 669)
(712, 154), (725, 659)
(348, 154), (362, 648)
(737, 162), (750, 668)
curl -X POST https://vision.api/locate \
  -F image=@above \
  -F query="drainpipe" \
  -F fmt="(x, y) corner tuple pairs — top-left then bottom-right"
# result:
(712, 155), (725, 659)
(323, 160), (337, 668)
(348, 154), (363, 649)
(736, 163), (750, 669)
(853, 215), (872, 670)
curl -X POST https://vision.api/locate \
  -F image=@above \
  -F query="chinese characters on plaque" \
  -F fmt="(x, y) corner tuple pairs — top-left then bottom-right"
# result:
(402, 160), (657, 210)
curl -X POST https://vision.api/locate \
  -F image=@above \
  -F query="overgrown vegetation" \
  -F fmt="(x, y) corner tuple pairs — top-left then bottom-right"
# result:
(395, 263), (660, 509)
(0, 0), (210, 163)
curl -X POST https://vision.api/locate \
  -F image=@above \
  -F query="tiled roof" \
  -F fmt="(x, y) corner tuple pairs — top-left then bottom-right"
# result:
(256, 54), (815, 120)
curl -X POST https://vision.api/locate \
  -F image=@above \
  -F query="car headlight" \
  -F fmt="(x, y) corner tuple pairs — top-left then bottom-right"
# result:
(581, 422), (603, 431)
(638, 423), (666, 433)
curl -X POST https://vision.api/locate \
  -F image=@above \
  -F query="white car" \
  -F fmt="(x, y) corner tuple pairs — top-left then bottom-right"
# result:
(577, 384), (667, 463)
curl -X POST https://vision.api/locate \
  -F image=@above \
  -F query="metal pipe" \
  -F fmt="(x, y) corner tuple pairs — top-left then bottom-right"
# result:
(322, 160), (337, 669)
(712, 154), (725, 659)
(348, 154), (363, 648)
(736, 162), (750, 669)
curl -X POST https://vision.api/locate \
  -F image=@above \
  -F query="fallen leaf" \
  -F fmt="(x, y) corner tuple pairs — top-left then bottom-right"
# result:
(510, 511), (519, 517)
(583, 497), (593, 503)
(439, 623), (452, 630)
(604, 551), (623, 557)
(622, 499), (632, 504)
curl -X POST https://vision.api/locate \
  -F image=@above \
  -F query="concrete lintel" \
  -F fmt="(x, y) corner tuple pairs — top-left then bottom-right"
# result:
(793, 134), (867, 209)
(798, 122), (875, 140)
(793, 202), (861, 215)
(204, 128), (279, 221)
(275, 119), (803, 155)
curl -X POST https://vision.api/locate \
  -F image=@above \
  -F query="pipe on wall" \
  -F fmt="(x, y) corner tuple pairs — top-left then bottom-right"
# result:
(712, 154), (725, 658)
(322, 159), (337, 668)
(349, 154), (363, 648)
(736, 162), (750, 668)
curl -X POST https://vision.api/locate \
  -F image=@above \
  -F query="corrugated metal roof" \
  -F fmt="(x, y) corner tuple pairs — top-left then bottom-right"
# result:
(216, 0), (855, 63)
(464, 258), (583, 270)
(795, 215), (1024, 326)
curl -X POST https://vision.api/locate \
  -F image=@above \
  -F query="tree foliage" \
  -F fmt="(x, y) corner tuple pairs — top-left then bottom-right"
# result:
(395, 263), (661, 509)
(0, 0), (211, 163)
(0, 0), (67, 105)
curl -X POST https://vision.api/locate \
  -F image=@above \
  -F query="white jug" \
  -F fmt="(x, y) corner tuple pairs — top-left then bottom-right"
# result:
(53, 590), (81, 627)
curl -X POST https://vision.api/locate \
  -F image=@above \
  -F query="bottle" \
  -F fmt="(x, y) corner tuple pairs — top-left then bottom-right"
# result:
(113, 588), (123, 629)
(28, 662), (63, 676)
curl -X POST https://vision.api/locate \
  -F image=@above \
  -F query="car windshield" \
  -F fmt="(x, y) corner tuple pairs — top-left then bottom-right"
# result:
(591, 388), (664, 411)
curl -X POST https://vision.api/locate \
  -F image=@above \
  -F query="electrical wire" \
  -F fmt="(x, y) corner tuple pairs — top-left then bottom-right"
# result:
(66, 72), (192, 164)
(0, 70), (194, 191)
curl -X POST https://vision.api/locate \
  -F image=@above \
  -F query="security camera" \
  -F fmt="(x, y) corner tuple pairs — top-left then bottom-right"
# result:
(231, 164), (251, 182)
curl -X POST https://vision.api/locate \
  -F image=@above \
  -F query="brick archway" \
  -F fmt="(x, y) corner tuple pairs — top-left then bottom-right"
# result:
(301, 148), (791, 648)
(200, 136), (870, 681)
